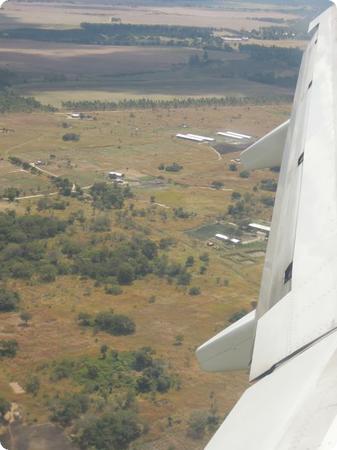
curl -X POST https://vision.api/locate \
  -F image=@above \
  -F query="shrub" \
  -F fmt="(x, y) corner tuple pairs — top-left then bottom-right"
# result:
(0, 397), (10, 422)
(62, 133), (80, 142)
(105, 285), (122, 295)
(211, 181), (224, 190)
(187, 412), (208, 439)
(261, 196), (275, 207)
(0, 339), (18, 358)
(25, 375), (40, 396)
(189, 287), (200, 296)
(228, 163), (237, 172)
(239, 170), (250, 178)
(229, 309), (247, 324)
(117, 263), (135, 285)
(185, 256), (194, 267)
(39, 265), (57, 282)
(95, 312), (135, 336)
(177, 271), (191, 286)
(165, 162), (183, 172)
(0, 288), (20, 312)
(231, 191), (241, 200)
(50, 393), (89, 427)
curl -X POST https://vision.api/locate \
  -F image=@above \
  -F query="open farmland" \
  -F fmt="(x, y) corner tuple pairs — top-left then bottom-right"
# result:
(0, 39), (295, 106)
(0, 1), (302, 31)
(0, 101), (288, 449)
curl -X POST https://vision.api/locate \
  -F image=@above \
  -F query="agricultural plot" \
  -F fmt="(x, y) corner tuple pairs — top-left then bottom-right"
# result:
(0, 1), (302, 31)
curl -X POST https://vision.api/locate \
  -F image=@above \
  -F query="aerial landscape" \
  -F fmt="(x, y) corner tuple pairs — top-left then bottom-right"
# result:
(0, 0), (330, 449)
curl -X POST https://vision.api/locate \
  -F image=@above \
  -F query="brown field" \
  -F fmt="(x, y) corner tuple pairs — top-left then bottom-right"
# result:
(1, 1), (301, 31)
(0, 102), (288, 449)
(0, 38), (294, 106)
(0, 40), (206, 76)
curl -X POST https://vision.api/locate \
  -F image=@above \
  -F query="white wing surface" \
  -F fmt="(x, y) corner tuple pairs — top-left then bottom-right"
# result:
(197, 3), (337, 449)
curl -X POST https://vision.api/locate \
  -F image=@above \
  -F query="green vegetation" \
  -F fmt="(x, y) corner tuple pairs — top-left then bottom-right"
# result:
(0, 397), (10, 422)
(159, 162), (183, 173)
(0, 90), (55, 113)
(0, 288), (20, 312)
(76, 409), (143, 450)
(63, 95), (292, 111)
(79, 311), (136, 336)
(62, 133), (80, 142)
(0, 339), (18, 358)
(90, 182), (133, 210)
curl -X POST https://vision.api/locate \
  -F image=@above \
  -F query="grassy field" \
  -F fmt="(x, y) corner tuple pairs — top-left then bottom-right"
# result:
(0, 102), (288, 449)
(1, 1), (302, 31)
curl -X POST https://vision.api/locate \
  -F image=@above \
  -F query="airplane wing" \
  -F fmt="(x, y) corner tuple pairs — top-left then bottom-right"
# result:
(197, 3), (337, 449)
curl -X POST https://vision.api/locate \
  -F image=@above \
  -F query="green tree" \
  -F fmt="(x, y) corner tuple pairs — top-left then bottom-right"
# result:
(20, 311), (32, 326)
(0, 288), (20, 312)
(3, 187), (20, 201)
(117, 263), (135, 285)
(100, 344), (108, 359)
(77, 410), (142, 450)
(25, 375), (40, 396)
(0, 339), (18, 358)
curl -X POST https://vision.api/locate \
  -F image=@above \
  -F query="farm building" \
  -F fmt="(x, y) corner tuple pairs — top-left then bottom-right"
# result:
(186, 134), (215, 142)
(217, 131), (252, 140)
(176, 133), (215, 143)
(249, 223), (271, 235)
(215, 233), (229, 241)
(108, 171), (124, 180)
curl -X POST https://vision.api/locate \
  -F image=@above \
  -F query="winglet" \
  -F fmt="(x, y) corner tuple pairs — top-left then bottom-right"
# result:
(240, 120), (289, 170)
(196, 310), (256, 372)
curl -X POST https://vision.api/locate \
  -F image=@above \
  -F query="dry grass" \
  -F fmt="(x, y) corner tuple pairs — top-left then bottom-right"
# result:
(0, 102), (289, 448)
(1, 1), (301, 31)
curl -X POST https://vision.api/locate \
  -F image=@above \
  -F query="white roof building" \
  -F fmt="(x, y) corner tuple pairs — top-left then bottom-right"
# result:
(108, 171), (124, 178)
(176, 134), (204, 142)
(176, 133), (215, 143)
(249, 223), (271, 233)
(215, 233), (229, 241)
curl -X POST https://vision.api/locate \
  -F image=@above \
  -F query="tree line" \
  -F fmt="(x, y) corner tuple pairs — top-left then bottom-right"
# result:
(62, 95), (293, 112)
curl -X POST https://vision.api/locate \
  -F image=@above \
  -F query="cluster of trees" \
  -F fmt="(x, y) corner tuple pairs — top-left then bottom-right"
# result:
(0, 210), (67, 243)
(43, 345), (175, 448)
(158, 162), (183, 172)
(0, 22), (213, 47)
(62, 94), (293, 112)
(0, 288), (20, 312)
(0, 210), (67, 281)
(76, 409), (143, 450)
(72, 236), (158, 285)
(37, 197), (68, 211)
(78, 311), (136, 336)
(240, 44), (303, 68)
(0, 90), (55, 113)
(260, 178), (278, 192)
(90, 182), (133, 210)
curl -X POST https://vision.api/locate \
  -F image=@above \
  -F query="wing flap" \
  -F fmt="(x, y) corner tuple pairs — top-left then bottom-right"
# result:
(206, 331), (337, 450)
